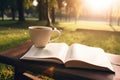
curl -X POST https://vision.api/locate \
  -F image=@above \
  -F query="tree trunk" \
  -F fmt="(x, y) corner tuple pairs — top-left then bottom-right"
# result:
(38, 0), (44, 20)
(57, 0), (63, 21)
(17, 0), (25, 21)
(1, 10), (4, 21)
(37, 0), (47, 21)
(46, 0), (53, 27)
(11, 7), (15, 20)
(117, 17), (120, 26)
(109, 7), (112, 26)
(51, 7), (55, 24)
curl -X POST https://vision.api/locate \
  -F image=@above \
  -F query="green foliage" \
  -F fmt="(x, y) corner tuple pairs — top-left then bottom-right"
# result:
(24, 0), (33, 9)
(0, 63), (14, 80)
(49, 0), (58, 9)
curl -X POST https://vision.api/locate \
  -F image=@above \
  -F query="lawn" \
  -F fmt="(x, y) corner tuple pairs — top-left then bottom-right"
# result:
(0, 20), (120, 79)
(58, 20), (120, 31)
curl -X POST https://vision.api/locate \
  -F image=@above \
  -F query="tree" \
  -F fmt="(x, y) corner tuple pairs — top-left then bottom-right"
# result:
(57, 0), (64, 9)
(37, 0), (52, 26)
(46, 0), (53, 27)
(0, 0), (16, 21)
(49, 0), (58, 24)
(37, 0), (58, 27)
(65, 0), (82, 21)
(116, 0), (120, 26)
(0, 0), (8, 20)
(108, 0), (120, 26)
(109, 7), (112, 26)
(17, 0), (25, 21)
(37, 0), (46, 20)
(9, 0), (16, 20)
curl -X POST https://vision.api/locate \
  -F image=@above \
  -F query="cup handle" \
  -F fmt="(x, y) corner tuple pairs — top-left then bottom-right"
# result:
(50, 28), (61, 42)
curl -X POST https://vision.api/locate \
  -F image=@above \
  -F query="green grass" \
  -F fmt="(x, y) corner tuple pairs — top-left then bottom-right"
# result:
(0, 28), (29, 51)
(0, 20), (47, 29)
(58, 20), (120, 31)
(55, 30), (120, 54)
(0, 64), (14, 80)
(0, 20), (120, 79)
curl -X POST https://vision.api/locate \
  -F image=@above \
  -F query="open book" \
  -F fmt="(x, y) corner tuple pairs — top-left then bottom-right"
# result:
(21, 43), (114, 72)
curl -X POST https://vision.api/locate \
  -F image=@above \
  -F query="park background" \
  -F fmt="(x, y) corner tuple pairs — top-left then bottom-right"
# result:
(0, 0), (120, 79)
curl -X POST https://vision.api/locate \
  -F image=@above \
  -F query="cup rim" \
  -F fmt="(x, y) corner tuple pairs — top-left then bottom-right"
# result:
(29, 26), (52, 30)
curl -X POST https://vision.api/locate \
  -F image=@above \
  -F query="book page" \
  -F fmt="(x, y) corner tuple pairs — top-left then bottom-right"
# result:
(65, 43), (114, 72)
(21, 43), (69, 63)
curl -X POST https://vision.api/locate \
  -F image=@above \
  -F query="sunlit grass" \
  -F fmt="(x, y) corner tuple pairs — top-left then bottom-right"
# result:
(58, 20), (120, 31)
(0, 28), (29, 51)
(0, 20), (47, 29)
(55, 30), (120, 54)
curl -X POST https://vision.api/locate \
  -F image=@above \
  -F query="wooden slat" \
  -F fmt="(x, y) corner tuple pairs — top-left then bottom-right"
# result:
(0, 40), (32, 58)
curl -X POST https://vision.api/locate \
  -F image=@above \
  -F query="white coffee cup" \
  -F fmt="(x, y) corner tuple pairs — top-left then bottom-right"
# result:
(29, 26), (61, 48)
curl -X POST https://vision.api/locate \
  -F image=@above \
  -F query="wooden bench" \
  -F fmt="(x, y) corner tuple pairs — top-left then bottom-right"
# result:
(0, 41), (120, 80)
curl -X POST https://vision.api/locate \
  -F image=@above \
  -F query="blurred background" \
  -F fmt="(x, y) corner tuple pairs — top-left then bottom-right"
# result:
(0, 0), (120, 26)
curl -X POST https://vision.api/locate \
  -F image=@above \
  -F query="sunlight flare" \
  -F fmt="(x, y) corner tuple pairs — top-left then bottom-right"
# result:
(83, 0), (113, 13)
(33, 0), (38, 6)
